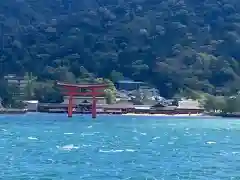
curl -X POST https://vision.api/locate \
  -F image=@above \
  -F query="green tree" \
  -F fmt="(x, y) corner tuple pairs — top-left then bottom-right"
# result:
(202, 95), (226, 112)
(0, 82), (20, 108)
(2, 0), (240, 99)
(33, 82), (63, 103)
(110, 70), (124, 82)
(24, 72), (37, 100)
(223, 95), (240, 113)
(96, 78), (117, 104)
(104, 89), (116, 104)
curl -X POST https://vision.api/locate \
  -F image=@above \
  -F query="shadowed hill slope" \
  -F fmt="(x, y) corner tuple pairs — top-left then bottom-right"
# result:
(1, 0), (240, 97)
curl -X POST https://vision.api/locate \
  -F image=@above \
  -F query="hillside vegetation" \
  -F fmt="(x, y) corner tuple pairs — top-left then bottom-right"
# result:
(1, 0), (240, 98)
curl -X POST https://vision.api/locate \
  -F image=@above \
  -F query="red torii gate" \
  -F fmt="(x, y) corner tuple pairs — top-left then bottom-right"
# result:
(57, 82), (108, 118)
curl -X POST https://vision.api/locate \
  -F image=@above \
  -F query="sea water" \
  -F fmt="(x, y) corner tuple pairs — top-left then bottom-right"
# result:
(0, 114), (239, 179)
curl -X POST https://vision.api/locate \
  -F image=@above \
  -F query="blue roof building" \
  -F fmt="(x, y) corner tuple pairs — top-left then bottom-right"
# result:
(115, 80), (146, 91)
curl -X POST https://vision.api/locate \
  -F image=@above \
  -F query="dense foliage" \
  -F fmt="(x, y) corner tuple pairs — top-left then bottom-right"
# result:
(1, 0), (240, 98)
(0, 75), (117, 106)
(202, 94), (240, 113)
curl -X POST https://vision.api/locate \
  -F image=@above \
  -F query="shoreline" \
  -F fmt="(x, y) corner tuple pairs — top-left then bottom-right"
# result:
(0, 108), (27, 114)
(122, 113), (204, 117)
(0, 110), (236, 118)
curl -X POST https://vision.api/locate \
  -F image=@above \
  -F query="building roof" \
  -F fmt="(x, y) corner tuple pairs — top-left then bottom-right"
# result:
(63, 95), (105, 99)
(134, 105), (151, 110)
(152, 102), (167, 108)
(39, 103), (91, 108)
(98, 103), (135, 109)
(117, 80), (145, 84)
(39, 103), (71, 108)
(161, 106), (178, 110)
(4, 76), (25, 80)
(23, 100), (39, 104)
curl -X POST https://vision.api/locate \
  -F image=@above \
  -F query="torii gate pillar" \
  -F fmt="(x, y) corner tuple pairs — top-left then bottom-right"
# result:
(67, 93), (73, 118)
(57, 82), (107, 119)
(91, 88), (97, 119)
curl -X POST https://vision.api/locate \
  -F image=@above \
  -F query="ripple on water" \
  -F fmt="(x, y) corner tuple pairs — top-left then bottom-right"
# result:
(0, 115), (240, 180)
(80, 132), (99, 136)
(206, 141), (216, 145)
(99, 149), (136, 153)
(56, 144), (79, 151)
(64, 132), (74, 135)
(152, 136), (160, 140)
(99, 149), (124, 153)
(27, 136), (38, 140)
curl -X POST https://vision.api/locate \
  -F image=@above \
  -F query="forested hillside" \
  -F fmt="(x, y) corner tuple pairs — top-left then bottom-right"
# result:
(1, 0), (240, 98)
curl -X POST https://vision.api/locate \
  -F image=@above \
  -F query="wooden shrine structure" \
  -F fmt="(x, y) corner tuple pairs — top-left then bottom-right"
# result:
(57, 82), (108, 118)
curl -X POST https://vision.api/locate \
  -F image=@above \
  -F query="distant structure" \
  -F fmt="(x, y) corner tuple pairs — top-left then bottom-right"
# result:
(177, 99), (202, 110)
(23, 100), (39, 112)
(57, 82), (108, 118)
(114, 79), (164, 106)
(115, 80), (146, 91)
(4, 74), (28, 91)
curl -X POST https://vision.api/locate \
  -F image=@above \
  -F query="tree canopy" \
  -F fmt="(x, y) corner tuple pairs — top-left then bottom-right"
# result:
(1, 0), (240, 98)
(202, 94), (240, 113)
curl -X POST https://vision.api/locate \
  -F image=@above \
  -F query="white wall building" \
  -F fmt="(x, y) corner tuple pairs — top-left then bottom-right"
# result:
(177, 99), (202, 109)
(24, 100), (39, 111)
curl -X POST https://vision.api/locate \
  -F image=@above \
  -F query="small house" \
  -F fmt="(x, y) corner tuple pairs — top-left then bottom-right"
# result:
(23, 100), (39, 112)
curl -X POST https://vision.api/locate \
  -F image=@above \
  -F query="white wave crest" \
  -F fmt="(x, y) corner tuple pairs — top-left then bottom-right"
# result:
(28, 136), (38, 140)
(57, 144), (79, 151)
(64, 132), (74, 135)
(99, 149), (136, 153)
(206, 141), (216, 144)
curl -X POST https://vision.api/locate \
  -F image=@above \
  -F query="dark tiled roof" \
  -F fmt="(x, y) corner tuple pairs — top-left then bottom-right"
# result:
(117, 80), (145, 84)
(98, 103), (135, 109)
(39, 103), (91, 108)
(151, 102), (167, 107)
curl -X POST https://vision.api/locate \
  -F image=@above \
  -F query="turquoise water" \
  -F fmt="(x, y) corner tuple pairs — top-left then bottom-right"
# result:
(0, 114), (240, 179)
